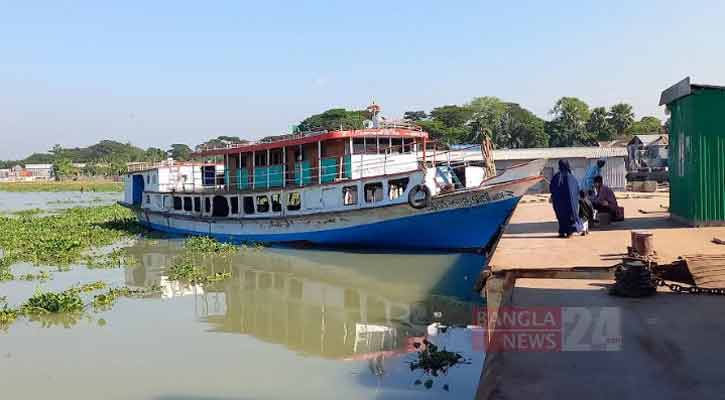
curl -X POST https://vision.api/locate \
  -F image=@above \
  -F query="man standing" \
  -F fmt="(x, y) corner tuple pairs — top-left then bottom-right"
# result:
(582, 159), (606, 192)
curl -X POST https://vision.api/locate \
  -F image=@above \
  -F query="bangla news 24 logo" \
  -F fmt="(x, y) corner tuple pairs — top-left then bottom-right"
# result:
(471, 306), (622, 352)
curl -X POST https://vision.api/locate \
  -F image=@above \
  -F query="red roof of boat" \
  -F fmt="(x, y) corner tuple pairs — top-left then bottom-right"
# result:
(192, 127), (428, 157)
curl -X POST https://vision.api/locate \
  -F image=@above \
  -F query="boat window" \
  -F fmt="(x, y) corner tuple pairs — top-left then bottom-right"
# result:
(256, 195), (270, 213)
(243, 196), (255, 214)
(287, 192), (301, 211)
(146, 175), (150, 184)
(343, 185), (358, 206)
(205, 198), (211, 213)
(230, 196), (239, 215)
(271, 193), (282, 212)
(353, 138), (365, 154)
(388, 178), (409, 200)
(255, 152), (267, 166)
(378, 137), (391, 154)
(364, 182), (384, 203)
(212, 195), (229, 217)
(146, 195), (150, 204)
(391, 138), (403, 153)
(270, 150), (283, 165)
(194, 197), (201, 212)
(173, 197), (183, 210)
(183, 197), (193, 212)
(402, 138), (412, 153)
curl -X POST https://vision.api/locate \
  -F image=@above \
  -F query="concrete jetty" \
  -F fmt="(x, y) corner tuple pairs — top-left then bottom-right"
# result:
(476, 191), (725, 399)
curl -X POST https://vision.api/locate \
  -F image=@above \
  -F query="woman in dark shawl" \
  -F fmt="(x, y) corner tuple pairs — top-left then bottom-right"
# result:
(549, 160), (581, 238)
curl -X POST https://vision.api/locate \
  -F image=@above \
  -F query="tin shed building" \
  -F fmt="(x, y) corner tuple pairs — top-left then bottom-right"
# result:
(491, 147), (628, 193)
(660, 77), (725, 226)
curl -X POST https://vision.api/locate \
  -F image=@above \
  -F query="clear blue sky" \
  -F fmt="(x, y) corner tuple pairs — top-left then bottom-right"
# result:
(2, 0), (724, 159)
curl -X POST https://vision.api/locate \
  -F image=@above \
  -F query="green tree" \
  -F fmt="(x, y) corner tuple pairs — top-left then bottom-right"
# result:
(297, 108), (370, 132)
(425, 105), (474, 143)
(548, 97), (592, 146)
(52, 158), (77, 179)
(586, 107), (615, 141)
(169, 144), (193, 161)
(465, 97), (507, 143)
(145, 147), (167, 162)
(196, 136), (250, 151)
(497, 103), (548, 148)
(403, 111), (427, 121)
(429, 105), (473, 129)
(417, 119), (468, 142)
(627, 116), (662, 135)
(607, 103), (635, 137)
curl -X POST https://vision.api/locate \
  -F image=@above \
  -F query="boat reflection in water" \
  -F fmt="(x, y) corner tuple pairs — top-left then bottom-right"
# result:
(125, 240), (486, 396)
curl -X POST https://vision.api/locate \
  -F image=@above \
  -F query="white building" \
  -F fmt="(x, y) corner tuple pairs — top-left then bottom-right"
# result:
(492, 147), (628, 192)
(444, 146), (628, 193)
(24, 164), (54, 180)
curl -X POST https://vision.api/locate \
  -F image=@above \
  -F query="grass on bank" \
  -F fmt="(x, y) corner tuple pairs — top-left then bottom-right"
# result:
(0, 180), (123, 192)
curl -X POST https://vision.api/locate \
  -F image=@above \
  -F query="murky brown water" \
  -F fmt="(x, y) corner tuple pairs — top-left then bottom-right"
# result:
(0, 192), (487, 400)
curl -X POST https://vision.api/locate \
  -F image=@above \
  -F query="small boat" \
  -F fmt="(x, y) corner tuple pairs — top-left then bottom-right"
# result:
(120, 106), (544, 251)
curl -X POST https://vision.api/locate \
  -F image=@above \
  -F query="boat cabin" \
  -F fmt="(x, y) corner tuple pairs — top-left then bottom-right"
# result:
(194, 125), (429, 192)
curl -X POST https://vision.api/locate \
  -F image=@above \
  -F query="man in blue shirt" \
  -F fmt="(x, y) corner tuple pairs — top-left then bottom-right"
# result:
(581, 159), (606, 192)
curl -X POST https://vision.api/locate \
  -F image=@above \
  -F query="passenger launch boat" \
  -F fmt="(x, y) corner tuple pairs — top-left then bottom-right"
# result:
(120, 105), (544, 251)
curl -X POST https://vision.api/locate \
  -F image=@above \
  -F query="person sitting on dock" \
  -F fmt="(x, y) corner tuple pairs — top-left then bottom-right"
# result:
(550, 160), (581, 238)
(592, 176), (624, 222)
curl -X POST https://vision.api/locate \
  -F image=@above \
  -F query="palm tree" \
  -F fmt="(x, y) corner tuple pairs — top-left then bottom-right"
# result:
(608, 103), (635, 137)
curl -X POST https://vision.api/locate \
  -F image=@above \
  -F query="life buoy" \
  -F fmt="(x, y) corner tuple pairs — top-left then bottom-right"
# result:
(408, 184), (432, 209)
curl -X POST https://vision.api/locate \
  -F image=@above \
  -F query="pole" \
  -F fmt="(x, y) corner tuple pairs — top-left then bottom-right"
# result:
(317, 141), (322, 184)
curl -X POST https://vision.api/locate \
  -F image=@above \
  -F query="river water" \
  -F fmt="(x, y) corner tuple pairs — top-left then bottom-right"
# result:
(0, 192), (487, 400)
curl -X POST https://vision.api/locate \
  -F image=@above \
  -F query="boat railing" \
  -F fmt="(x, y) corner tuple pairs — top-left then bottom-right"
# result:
(142, 142), (486, 193)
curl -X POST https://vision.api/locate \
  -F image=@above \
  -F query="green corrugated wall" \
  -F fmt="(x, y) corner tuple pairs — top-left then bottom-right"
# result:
(668, 88), (725, 225)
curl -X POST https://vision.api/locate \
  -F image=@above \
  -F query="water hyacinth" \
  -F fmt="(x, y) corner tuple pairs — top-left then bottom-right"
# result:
(0, 181), (123, 192)
(0, 205), (143, 267)
(164, 236), (237, 285)
(183, 236), (239, 255)
(0, 281), (160, 331)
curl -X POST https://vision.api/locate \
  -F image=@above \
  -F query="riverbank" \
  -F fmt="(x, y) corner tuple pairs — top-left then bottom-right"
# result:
(0, 180), (123, 192)
(476, 192), (725, 399)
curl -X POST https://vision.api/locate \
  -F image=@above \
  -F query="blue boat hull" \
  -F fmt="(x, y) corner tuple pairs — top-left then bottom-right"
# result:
(139, 196), (521, 251)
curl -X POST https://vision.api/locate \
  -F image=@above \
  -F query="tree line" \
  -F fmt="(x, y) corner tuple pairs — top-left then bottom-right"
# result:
(403, 96), (663, 148)
(1, 96), (663, 177)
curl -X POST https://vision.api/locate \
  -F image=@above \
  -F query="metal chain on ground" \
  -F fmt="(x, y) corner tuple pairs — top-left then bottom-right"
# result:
(652, 278), (725, 296)
(615, 257), (725, 296)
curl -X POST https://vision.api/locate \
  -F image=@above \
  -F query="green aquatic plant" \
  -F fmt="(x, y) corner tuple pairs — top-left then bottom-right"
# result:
(408, 339), (470, 391)
(0, 268), (14, 281)
(83, 248), (138, 269)
(0, 305), (19, 331)
(0, 281), (158, 331)
(22, 290), (85, 314)
(92, 284), (161, 310)
(18, 270), (51, 282)
(0, 181), (123, 192)
(183, 236), (239, 255)
(0, 205), (143, 268)
(166, 256), (231, 285)
(11, 208), (44, 217)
